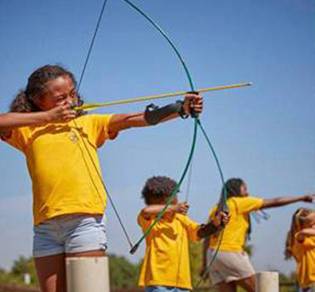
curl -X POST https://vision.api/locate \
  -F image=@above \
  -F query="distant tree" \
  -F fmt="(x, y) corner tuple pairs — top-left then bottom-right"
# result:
(109, 254), (140, 288)
(244, 244), (253, 257)
(189, 241), (203, 287)
(11, 256), (38, 285)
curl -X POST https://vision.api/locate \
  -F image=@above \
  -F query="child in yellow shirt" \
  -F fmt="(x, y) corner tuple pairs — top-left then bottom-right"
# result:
(202, 178), (314, 292)
(285, 208), (315, 292)
(0, 64), (203, 292)
(138, 176), (229, 292)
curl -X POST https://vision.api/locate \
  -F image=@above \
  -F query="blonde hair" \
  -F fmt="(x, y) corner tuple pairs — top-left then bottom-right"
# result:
(285, 208), (314, 259)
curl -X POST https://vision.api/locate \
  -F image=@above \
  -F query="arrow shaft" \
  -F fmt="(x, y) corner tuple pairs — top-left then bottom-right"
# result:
(76, 82), (252, 111)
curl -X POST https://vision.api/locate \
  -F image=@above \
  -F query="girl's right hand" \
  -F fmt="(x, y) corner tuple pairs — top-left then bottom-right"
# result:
(173, 202), (189, 214)
(302, 194), (315, 203)
(46, 102), (77, 123)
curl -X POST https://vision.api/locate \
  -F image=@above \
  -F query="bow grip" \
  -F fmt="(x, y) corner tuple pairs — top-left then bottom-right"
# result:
(186, 91), (200, 118)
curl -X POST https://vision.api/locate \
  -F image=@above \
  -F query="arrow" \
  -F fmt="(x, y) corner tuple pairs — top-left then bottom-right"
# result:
(75, 82), (252, 111)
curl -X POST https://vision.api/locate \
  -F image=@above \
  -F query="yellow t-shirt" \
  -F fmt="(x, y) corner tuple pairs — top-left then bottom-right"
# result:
(292, 235), (315, 288)
(138, 212), (200, 289)
(209, 196), (264, 252)
(3, 114), (112, 225)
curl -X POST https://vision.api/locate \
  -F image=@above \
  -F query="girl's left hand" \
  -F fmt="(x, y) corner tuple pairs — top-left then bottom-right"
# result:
(183, 93), (203, 116)
(213, 211), (230, 228)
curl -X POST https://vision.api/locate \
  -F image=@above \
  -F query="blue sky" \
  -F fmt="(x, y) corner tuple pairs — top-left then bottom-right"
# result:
(0, 0), (314, 274)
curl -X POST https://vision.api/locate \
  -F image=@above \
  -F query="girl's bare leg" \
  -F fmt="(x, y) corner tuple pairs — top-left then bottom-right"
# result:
(216, 281), (237, 292)
(35, 253), (66, 292)
(235, 275), (256, 292)
(35, 250), (105, 292)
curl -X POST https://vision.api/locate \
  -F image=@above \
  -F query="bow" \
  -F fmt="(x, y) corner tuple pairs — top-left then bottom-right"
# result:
(74, 0), (251, 277)
(118, 0), (231, 255)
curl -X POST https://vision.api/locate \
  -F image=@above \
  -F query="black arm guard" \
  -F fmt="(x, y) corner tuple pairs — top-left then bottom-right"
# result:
(197, 222), (220, 239)
(144, 100), (187, 125)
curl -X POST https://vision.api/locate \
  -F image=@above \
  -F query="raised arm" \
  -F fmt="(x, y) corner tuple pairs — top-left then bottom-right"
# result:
(261, 194), (314, 209)
(107, 93), (203, 135)
(0, 103), (76, 133)
(141, 202), (189, 219)
(296, 228), (315, 242)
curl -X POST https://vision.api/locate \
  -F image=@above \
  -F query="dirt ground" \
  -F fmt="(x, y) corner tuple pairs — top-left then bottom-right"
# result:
(0, 284), (145, 292)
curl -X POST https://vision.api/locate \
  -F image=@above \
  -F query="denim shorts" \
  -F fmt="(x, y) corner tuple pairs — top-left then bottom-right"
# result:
(33, 214), (107, 258)
(145, 287), (190, 292)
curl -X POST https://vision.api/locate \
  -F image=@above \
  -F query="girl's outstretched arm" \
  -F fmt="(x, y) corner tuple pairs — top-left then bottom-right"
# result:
(107, 93), (203, 135)
(0, 103), (76, 133)
(261, 194), (315, 209)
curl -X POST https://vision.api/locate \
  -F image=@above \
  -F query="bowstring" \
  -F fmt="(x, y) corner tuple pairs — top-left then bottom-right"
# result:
(73, 1), (229, 281)
(73, 0), (134, 248)
(195, 120), (228, 288)
(77, 0), (109, 91)
(121, 0), (198, 255)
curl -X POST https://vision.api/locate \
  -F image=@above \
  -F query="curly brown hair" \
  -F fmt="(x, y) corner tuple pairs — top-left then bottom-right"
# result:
(10, 64), (84, 112)
(142, 176), (178, 205)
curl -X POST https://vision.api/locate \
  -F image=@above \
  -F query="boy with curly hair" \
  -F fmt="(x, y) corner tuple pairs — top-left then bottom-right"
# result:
(138, 176), (229, 292)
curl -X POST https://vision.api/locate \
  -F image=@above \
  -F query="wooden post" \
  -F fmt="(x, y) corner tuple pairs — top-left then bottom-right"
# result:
(255, 271), (279, 292)
(66, 257), (110, 292)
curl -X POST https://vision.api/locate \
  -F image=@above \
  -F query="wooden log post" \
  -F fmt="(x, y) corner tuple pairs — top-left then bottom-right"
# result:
(255, 271), (279, 292)
(66, 257), (110, 292)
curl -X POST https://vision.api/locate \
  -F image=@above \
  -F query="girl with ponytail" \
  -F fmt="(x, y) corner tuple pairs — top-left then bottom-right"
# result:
(202, 178), (314, 292)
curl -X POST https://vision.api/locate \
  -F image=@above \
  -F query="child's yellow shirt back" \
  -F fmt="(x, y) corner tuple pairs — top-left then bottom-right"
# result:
(138, 212), (199, 289)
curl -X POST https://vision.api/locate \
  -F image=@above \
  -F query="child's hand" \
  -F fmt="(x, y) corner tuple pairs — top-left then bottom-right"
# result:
(212, 211), (230, 228)
(46, 101), (77, 123)
(302, 194), (315, 203)
(183, 93), (203, 116)
(172, 202), (189, 215)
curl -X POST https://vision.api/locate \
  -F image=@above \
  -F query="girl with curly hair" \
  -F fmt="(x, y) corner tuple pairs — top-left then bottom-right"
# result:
(0, 64), (203, 292)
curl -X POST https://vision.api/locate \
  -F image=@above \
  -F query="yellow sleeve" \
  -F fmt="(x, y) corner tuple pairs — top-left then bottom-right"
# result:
(0, 128), (28, 152)
(290, 239), (302, 260)
(178, 214), (200, 242)
(137, 212), (153, 232)
(88, 114), (113, 147)
(235, 197), (264, 214)
(295, 234), (315, 249)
